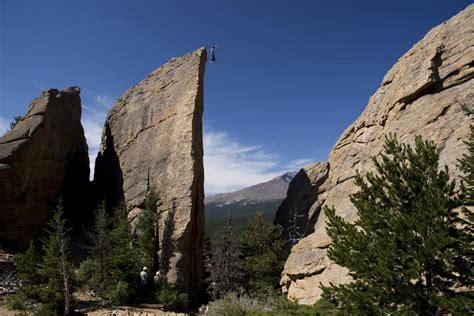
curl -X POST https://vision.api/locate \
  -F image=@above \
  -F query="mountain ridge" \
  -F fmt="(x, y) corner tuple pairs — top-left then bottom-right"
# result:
(206, 171), (296, 205)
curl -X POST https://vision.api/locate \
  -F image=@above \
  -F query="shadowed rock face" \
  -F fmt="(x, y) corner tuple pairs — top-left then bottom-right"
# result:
(0, 87), (90, 250)
(274, 162), (328, 246)
(280, 5), (474, 304)
(94, 48), (206, 303)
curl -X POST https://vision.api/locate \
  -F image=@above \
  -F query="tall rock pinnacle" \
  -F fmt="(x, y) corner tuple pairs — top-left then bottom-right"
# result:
(94, 48), (206, 303)
(0, 87), (90, 250)
(279, 4), (474, 304)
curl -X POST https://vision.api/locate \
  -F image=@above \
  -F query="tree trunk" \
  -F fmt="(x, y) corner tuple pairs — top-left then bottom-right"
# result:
(60, 239), (70, 316)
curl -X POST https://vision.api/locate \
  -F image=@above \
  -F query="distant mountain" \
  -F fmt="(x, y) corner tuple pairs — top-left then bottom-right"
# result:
(205, 172), (296, 205)
(205, 172), (296, 238)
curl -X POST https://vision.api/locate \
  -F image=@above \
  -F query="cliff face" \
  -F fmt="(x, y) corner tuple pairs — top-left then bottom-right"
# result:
(94, 48), (206, 302)
(280, 5), (474, 304)
(0, 87), (90, 250)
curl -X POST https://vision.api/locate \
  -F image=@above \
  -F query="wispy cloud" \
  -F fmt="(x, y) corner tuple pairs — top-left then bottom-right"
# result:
(95, 95), (114, 109)
(204, 129), (316, 195)
(283, 158), (316, 171)
(81, 94), (114, 178)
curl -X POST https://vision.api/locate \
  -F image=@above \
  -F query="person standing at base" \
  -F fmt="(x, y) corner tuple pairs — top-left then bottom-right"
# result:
(154, 270), (161, 284)
(140, 267), (148, 285)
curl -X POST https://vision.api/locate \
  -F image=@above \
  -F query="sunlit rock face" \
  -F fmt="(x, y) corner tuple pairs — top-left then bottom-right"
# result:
(280, 5), (474, 304)
(94, 48), (206, 303)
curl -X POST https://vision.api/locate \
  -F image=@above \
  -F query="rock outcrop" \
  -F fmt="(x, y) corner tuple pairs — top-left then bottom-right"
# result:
(94, 48), (206, 303)
(280, 5), (474, 304)
(0, 87), (90, 250)
(274, 162), (328, 244)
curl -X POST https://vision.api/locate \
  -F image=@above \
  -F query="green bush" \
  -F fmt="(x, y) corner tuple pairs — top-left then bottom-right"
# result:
(110, 281), (130, 305)
(78, 258), (96, 288)
(6, 289), (30, 310)
(255, 297), (339, 315)
(156, 284), (188, 312)
(35, 303), (59, 316)
(205, 293), (246, 316)
(204, 293), (339, 316)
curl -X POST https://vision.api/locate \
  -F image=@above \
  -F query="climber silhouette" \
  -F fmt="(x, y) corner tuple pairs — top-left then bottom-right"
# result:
(210, 44), (217, 63)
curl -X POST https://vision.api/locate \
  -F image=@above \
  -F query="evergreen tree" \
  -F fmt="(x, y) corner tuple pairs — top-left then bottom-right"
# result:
(159, 206), (176, 279)
(323, 135), (473, 314)
(202, 231), (213, 300)
(239, 212), (285, 293)
(456, 123), (474, 290)
(136, 189), (161, 270)
(40, 200), (75, 315)
(8, 241), (40, 310)
(208, 214), (242, 299)
(105, 204), (139, 302)
(286, 206), (305, 247)
(84, 201), (109, 293)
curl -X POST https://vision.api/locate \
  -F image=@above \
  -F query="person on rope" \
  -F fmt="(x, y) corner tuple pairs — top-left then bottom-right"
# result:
(210, 44), (217, 63)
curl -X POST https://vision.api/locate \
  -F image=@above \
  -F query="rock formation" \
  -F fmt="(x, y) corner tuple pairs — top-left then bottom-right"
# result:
(0, 87), (90, 250)
(274, 163), (328, 245)
(280, 5), (474, 304)
(94, 48), (206, 302)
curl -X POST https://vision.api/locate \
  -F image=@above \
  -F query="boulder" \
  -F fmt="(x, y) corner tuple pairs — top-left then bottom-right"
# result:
(0, 87), (90, 250)
(94, 48), (206, 303)
(280, 4), (474, 304)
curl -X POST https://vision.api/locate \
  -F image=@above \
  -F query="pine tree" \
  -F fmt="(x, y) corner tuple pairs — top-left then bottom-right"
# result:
(106, 204), (139, 298)
(9, 241), (40, 310)
(322, 135), (473, 314)
(85, 201), (109, 293)
(202, 231), (213, 300)
(239, 212), (285, 293)
(41, 200), (75, 315)
(159, 206), (176, 279)
(136, 189), (161, 271)
(456, 123), (474, 292)
(208, 214), (242, 299)
(286, 206), (305, 247)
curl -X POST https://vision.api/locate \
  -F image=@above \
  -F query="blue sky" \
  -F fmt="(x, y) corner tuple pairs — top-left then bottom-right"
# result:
(0, 0), (471, 194)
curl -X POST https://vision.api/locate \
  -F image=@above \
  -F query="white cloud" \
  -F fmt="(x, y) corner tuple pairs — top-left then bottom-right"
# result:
(81, 96), (113, 179)
(204, 129), (316, 195)
(0, 117), (9, 136)
(284, 158), (316, 171)
(95, 95), (114, 109)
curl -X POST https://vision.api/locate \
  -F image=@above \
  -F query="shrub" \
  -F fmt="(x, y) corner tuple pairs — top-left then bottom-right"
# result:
(205, 293), (246, 316)
(78, 258), (96, 288)
(6, 289), (30, 311)
(156, 284), (188, 312)
(203, 293), (339, 316)
(35, 303), (59, 316)
(110, 281), (130, 305)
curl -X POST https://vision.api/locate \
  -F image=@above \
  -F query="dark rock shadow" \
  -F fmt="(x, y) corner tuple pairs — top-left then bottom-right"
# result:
(160, 203), (176, 279)
(274, 169), (318, 252)
(92, 123), (125, 212)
